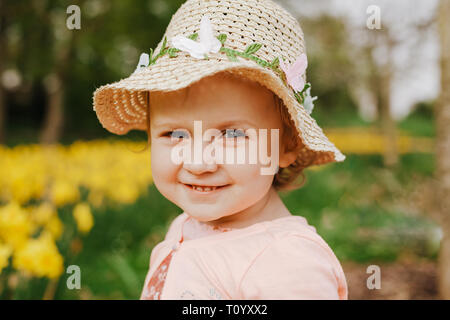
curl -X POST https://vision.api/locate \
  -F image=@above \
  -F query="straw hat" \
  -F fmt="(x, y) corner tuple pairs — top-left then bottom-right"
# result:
(93, 0), (345, 166)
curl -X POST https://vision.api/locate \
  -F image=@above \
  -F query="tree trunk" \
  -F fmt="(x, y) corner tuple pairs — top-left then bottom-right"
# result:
(39, 74), (64, 144)
(0, 62), (5, 145)
(0, 0), (6, 144)
(436, 0), (450, 300)
(39, 26), (75, 145)
(379, 60), (398, 167)
(368, 40), (398, 167)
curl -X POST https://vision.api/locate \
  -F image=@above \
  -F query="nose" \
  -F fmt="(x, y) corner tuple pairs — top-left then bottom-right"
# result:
(180, 129), (220, 175)
(183, 161), (218, 175)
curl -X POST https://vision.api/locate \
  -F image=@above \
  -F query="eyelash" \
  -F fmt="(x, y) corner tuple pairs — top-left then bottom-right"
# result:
(161, 129), (248, 139)
(162, 130), (189, 139)
(221, 129), (247, 139)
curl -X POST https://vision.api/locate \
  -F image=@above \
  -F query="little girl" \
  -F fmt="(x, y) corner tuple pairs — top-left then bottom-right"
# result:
(93, 0), (348, 300)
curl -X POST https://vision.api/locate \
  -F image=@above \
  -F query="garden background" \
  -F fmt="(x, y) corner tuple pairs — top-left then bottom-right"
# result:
(1, 0), (449, 299)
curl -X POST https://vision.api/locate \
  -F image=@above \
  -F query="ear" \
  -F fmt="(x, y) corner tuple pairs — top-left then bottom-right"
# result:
(278, 137), (302, 168)
(279, 148), (297, 168)
(279, 150), (298, 168)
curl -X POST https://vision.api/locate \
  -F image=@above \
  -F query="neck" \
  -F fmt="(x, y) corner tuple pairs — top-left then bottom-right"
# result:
(202, 187), (292, 230)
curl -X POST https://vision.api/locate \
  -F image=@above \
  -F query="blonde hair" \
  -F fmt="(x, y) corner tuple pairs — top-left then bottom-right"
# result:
(141, 74), (308, 192)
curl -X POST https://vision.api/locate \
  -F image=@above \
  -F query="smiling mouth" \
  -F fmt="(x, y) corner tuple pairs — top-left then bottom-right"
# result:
(183, 184), (229, 192)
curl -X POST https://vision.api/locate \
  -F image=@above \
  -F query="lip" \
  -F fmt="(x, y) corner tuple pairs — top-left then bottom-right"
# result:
(181, 183), (230, 194)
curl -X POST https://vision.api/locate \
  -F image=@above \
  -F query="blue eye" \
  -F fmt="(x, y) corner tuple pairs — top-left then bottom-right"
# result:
(223, 129), (247, 139)
(169, 130), (190, 139)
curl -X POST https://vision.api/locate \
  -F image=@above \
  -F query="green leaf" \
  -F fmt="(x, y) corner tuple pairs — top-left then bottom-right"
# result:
(245, 43), (262, 55)
(294, 92), (303, 104)
(258, 60), (269, 67)
(188, 33), (199, 41)
(159, 37), (168, 55)
(301, 82), (311, 94)
(225, 50), (239, 62)
(149, 48), (154, 64)
(270, 57), (280, 68)
(217, 34), (227, 45)
(168, 48), (179, 58)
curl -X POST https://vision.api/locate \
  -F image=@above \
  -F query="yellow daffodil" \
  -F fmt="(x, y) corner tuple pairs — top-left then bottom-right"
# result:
(45, 215), (64, 240)
(0, 201), (35, 249)
(13, 232), (64, 279)
(73, 202), (94, 234)
(0, 243), (12, 274)
(0, 139), (155, 280)
(31, 202), (57, 225)
(50, 179), (80, 207)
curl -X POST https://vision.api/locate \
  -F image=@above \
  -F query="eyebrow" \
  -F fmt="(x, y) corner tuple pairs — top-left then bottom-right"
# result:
(152, 119), (257, 130)
(215, 120), (257, 129)
(151, 121), (184, 129)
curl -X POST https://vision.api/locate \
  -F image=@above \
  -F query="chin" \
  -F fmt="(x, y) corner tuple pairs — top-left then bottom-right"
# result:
(183, 204), (233, 222)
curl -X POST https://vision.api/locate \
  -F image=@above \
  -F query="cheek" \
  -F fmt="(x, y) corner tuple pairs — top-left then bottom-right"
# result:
(259, 129), (281, 158)
(224, 161), (274, 191)
(150, 142), (178, 187)
(229, 142), (276, 201)
(223, 162), (274, 214)
(224, 140), (275, 183)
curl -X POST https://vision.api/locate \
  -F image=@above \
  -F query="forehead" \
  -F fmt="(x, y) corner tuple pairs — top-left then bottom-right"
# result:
(149, 72), (280, 127)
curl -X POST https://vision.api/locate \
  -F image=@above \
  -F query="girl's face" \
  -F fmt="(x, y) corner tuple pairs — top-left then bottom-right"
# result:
(149, 73), (296, 223)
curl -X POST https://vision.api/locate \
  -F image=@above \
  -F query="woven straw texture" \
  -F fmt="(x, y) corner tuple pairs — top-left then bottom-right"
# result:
(93, 0), (345, 165)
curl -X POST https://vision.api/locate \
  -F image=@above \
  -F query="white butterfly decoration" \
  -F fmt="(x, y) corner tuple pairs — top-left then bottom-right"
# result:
(171, 15), (222, 59)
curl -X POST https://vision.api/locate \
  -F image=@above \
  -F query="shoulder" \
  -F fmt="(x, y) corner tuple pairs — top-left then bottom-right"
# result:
(264, 215), (340, 265)
(148, 213), (187, 268)
(164, 212), (188, 241)
(238, 219), (348, 299)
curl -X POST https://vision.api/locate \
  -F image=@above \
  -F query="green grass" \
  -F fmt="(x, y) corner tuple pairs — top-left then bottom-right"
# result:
(281, 154), (440, 263)
(398, 112), (436, 137)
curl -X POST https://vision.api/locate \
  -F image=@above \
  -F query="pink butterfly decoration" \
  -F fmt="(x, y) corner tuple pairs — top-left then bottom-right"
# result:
(279, 53), (308, 92)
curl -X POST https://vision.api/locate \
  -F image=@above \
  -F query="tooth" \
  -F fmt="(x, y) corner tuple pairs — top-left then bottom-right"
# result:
(191, 185), (220, 192)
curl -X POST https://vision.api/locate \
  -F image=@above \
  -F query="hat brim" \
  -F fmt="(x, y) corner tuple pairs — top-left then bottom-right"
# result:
(93, 53), (345, 166)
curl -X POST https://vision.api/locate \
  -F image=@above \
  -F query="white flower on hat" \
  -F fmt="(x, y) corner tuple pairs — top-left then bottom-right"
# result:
(134, 53), (150, 73)
(171, 15), (222, 59)
(303, 86), (318, 115)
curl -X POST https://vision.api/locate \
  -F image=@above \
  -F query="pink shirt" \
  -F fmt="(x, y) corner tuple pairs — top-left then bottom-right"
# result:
(140, 212), (348, 300)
